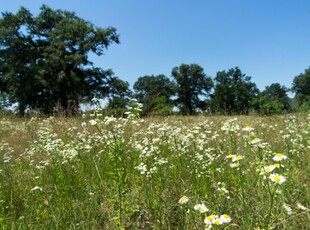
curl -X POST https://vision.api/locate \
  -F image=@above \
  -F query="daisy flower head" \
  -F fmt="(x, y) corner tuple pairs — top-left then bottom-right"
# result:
(204, 214), (218, 226)
(262, 165), (276, 174)
(250, 137), (261, 145)
(194, 203), (209, 213)
(226, 153), (235, 159)
(242, 125), (254, 131)
(178, 196), (189, 205)
(269, 173), (286, 184)
(213, 217), (223, 225)
(273, 153), (287, 162)
(232, 155), (244, 162)
(220, 214), (232, 223)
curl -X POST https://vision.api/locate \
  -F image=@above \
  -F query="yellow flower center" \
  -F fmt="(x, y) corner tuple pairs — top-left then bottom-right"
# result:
(235, 156), (242, 161)
(274, 175), (281, 182)
(275, 153), (283, 157)
(214, 219), (221, 225)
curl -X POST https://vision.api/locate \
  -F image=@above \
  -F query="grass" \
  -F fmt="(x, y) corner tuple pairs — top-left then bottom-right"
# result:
(0, 110), (309, 229)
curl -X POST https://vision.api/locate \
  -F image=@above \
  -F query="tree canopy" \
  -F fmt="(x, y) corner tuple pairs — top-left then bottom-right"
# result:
(211, 67), (259, 114)
(133, 74), (175, 115)
(255, 83), (291, 115)
(172, 64), (213, 115)
(0, 6), (308, 116)
(0, 5), (122, 115)
(292, 67), (310, 108)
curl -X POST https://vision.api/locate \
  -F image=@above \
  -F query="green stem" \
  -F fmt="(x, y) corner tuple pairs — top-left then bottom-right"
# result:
(238, 166), (247, 214)
(265, 180), (276, 228)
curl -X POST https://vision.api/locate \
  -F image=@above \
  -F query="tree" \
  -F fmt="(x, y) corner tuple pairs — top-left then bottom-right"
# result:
(106, 77), (132, 110)
(254, 83), (291, 115)
(292, 67), (310, 109)
(211, 67), (259, 114)
(0, 5), (121, 115)
(133, 74), (176, 115)
(171, 64), (213, 115)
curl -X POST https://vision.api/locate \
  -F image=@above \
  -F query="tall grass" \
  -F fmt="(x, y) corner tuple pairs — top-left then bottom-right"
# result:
(0, 110), (309, 229)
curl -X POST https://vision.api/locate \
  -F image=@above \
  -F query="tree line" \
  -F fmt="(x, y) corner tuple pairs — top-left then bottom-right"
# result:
(1, 6), (309, 116)
(129, 65), (309, 116)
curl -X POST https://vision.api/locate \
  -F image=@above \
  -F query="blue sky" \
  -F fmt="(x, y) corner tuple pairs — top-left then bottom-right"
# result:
(1, 0), (310, 91)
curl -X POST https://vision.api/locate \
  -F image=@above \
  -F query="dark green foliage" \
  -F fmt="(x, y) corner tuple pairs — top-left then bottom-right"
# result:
(106, 78), (132, 110)
(211, 67), (259, 114)
(253, 83), (291, 115)
(133, 74), (176, 115)
(0, 5), (123, 115)
(171, 64), (213, 115)
(292, 67), (310, 110)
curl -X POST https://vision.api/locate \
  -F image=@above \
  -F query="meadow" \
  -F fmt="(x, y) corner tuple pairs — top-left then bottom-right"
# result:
(0, 104), (309, 229)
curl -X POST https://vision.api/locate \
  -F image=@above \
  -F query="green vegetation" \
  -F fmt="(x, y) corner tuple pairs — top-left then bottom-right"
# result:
(172, 64), (213, 115)
(210, 67), (259, 115)
(1, 6), (310, 227)
(0, 106), (309, 229)
(133, 74), (175, 116)
(1, 6), (310, 116)
(0, 5), (129, 115)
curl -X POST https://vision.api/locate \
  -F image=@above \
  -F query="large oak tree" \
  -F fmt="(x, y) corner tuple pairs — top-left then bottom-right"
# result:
(0, 5), (122, 115)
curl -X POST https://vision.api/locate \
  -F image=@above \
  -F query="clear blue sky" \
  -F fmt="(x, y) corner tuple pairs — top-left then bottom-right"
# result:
(1, 0), (310, 91)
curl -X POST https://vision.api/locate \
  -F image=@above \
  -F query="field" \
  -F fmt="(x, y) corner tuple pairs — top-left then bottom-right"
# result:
(0, 109), (309, 229)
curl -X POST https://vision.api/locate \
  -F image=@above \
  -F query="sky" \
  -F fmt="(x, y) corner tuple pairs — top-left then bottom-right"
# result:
(1, 0), (310, 92)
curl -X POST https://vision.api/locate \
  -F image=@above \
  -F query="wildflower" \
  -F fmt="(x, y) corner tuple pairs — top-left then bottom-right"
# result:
(31, 186), (43, 192)
(213, 217), (223, 225)
(232, 155), (243, 162)
(242, 126), (254, 131)
(296, 203), (309, 211)
(273, 153), (287, 162)
(274, 163), (280, 168)
(283, 203), (292, 215)
(204, 214), (217, 225)
(134, 162), (148, 175)
(178, 196), (189, 205)
(250, 138), (261, 145)
(194, 204), (209, 213)
(269, 173), (286, 184)
(262, 165), (276, 173)
(230, 162), (240, 168)
(226, 153), (235, 159)
(220, 214), (232, 223)
(89, 119), (97, 126)
(218, 187), (229, 194)
(257, 142), (269, 149)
